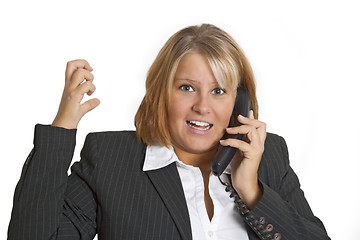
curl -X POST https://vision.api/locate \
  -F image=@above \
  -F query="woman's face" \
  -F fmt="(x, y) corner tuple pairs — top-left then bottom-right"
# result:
(168, 53), (235, 155)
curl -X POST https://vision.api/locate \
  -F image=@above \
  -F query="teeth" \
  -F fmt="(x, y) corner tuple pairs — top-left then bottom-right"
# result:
(189, 121), (210, 127)
(187, 120), (212, 131)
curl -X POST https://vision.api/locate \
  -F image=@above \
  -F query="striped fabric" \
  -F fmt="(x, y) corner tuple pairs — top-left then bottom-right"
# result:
(8, 124), (330, 239)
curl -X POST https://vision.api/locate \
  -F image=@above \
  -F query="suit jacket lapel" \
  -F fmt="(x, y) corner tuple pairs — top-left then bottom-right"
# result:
(146, 162), (192, 240)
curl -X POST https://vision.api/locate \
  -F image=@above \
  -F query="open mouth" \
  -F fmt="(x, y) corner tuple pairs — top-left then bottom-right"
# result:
(186, 120), (213, 131)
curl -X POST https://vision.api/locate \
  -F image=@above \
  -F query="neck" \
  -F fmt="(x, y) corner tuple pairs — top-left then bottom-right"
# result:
(173, 146), (217, 174)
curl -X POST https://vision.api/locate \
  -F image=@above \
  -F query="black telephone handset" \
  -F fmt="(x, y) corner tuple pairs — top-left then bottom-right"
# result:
(212, 87), (264, 239)
(211, 86), (250, 176)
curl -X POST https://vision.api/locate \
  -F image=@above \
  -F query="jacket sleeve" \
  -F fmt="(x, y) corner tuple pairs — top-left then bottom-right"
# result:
(8, 124), (98, 240)
(243, 134), (330, 240)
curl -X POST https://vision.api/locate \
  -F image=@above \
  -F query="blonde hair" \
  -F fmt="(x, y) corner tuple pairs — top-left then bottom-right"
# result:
(134, 24), (258, 146)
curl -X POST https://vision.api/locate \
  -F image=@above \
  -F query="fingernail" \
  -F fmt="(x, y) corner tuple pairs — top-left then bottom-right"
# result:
(220, 140), (225, 143)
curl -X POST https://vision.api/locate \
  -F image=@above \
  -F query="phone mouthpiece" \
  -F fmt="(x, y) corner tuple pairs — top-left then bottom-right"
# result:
(211, 132), (243, 176)
(211, 145), (238, 176)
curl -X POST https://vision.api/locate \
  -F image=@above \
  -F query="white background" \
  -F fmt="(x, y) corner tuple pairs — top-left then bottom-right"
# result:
(1, 0), (359, 239)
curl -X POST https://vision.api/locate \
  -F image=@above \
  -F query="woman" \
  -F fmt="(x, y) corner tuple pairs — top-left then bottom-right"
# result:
(8, 24), (330, 239)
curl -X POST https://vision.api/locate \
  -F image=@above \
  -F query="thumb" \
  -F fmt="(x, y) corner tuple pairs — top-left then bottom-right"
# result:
(81, 98), (100, 115)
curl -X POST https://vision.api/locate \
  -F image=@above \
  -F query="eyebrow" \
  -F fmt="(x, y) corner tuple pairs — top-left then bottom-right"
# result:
(174, 78), (199, 83)
(174, 78), (218, 85)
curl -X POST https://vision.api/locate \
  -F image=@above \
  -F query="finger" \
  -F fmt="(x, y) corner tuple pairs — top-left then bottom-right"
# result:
(81, 98), (100, 114)
(74, 81), (96, 99)
(227, 123), (264, 136)
(67, 81), (96, 104)
(68, 69), (94, 90)
(227, 125), (262, 145)
(227, 124), (257, 134)
(240, 113), (267, 142)
(65, 59), (93, 83)
(220, 138), (253, 153)
(229, 124), (266, 144)
(249, 110), (254, 119)
(237, 114), (266, 130)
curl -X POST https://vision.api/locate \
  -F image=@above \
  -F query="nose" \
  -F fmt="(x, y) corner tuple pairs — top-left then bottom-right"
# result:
(192, 94), (211, 114)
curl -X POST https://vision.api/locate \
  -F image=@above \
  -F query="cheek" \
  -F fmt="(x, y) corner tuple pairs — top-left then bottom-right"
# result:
(168, 96), (185, 123)
(216, 101), (234, 125)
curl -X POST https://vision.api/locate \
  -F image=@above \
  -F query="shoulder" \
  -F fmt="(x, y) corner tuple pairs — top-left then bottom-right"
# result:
(78, 130), (147, 178)
(264, 132), (286, 148)
(85, 130), (139, 144)
(263, 132), (288, 160)
(86, 130), (137, 139)
(259, 132), (290, 185)
(83, 130), (147, 157)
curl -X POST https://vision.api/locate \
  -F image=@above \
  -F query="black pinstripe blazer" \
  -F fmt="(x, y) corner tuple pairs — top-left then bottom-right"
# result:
(8, 124), (330, 239)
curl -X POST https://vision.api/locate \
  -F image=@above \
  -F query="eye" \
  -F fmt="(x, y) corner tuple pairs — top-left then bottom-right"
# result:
(211, 88), (226, 95)
(179, 84), (194, 92)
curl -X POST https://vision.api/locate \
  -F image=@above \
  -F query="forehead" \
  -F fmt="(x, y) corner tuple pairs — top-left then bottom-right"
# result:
(173, 52), (238, 91)
(174, 53), (218, 84)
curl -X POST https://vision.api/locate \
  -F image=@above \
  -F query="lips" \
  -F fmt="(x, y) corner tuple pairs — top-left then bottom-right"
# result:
(186, 120), (213, 131)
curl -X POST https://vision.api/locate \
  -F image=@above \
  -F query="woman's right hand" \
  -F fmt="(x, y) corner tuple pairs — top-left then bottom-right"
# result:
(52, 59), (100, 129)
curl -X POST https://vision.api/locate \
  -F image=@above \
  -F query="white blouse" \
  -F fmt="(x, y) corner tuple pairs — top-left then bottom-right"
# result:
(143, 144), (249, 240)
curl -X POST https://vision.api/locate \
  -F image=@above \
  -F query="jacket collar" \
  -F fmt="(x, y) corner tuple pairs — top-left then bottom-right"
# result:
(144, 144), (192, 239)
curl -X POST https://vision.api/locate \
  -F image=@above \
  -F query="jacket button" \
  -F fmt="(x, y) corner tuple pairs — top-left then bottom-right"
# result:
(259, 217), (266, 224)
(265, 224), (273, 232)
(273, 232), (281, 239)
